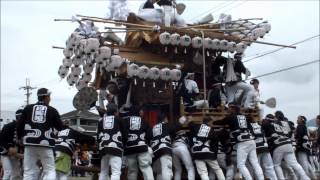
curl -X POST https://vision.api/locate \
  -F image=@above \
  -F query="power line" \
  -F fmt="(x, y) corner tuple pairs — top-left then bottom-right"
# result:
(214, 0), (247, 15)
(243, 35), (320, 63)
(248, 59), (320, 80)
(189, 0), (237, 22)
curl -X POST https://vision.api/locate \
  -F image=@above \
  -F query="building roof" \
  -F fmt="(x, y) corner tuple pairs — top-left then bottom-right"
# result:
(61, 110), (100, 121)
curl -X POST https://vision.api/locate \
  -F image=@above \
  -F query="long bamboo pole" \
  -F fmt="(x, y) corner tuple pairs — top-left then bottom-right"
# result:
(52, 46), (64, 49)
(55, 15), (295, 49)
(242, 39), (296, 49)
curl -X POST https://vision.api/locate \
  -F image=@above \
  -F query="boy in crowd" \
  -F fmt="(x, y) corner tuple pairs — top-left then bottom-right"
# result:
(55, 120), (96, 180)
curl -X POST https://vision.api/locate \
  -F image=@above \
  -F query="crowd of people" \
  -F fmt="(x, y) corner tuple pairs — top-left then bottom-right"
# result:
(0, 87), (319, 180)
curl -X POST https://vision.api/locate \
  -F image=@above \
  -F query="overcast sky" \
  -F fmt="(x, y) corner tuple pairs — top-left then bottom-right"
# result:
(1, 0), (319, 122)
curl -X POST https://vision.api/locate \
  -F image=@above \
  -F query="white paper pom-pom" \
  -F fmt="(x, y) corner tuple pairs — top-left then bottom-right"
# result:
(67, 74), (79, 86)
(192, 36), (203, 49)
(63, 57), (72, 67)
(220, 39), (229, 50)
(160, 67), (171, 81)
(180, 34), (191, 47)
(238, 34), (246, 39)
(231, 24), (240, 28)
(138, 65), (150, 79)
(211, 39), (221, 50)
(81, 73), (92, 83)
(170, 33), (181, 46)
(170, 69), (182, 81)
(76, 79), (87, 90)
(83, 63), (94, 74)
(71, 66), (81, 76)
(159, 32), (171, 45)
(243, 22), (254, 28)
(255, 27), (266, 38)
(72, 56), (83, 66)
(58, 65), (69, 79)
(84, 38), (100, 54)
(127, 63), (139, 77)
(236, 42), (247, 53)
(67, 74), (75, 86)
(203, 37), (212, 49)
(259, 22), (271, 33)
(73, 34), (84, 47)
(149, 67), (160, 80)
(98, 46), (112, 58)
(231, 32), (241, 36)
(243, 30), (251, 35)
(227, 41), (237, 53)
(63, 48), (73, 58)
(109, 55), (124, 70)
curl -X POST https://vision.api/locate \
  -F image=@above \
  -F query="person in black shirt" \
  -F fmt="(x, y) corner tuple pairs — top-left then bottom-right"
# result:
(172, 116), (195, 180)
(55, 120), (96, 180)
(188, 116), (225, 180)
(121, 107), (154, 180)
(223, 53), (254, 108)
(247, 116), (277, 180)
(295, 115), (317, 179)
(17, 88), (64, 180)
(214, 104), (264, 180)
(150, 113), (174, 180)
(316, 115), (320, 159)
(0, 109), (23, 180)
(97, 103), (124, 180)
(263, 112), (310, 180)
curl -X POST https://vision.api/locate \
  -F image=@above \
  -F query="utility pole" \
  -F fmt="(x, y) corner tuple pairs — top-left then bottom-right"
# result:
(19, 78), (36, 105)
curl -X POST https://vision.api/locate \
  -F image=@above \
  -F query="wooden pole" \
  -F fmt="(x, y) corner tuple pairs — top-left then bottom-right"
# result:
(52, 46), (65, 49)
(198, 28), (247, 32)
(80, 17), (154, 28)
(242, 39), (296, 49)
(54, 19), (73, 22)
(179, 18), (263, 29)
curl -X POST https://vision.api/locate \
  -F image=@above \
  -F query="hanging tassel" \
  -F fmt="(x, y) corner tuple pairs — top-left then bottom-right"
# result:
(99, 66), (103, 75)
(153, 81), (156, 88)
(195, 51), (199, 58)
(206, 50), (210, 57)
(143, 81), (145, 87)
(165, 46), (168, 53)
(110, 74), (113, 80)
(134, 78), (137, 85)
(91, 53), (95, 60)
(184, 48), (187, 54)
(174, 47), (178, 54)
(164, 82), (167, 89)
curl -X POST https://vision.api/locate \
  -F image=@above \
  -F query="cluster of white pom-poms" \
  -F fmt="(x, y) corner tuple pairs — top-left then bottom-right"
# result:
(58, 32), (182, 90)
(159, 32), (247, 54)
(127, 63), (181, 88)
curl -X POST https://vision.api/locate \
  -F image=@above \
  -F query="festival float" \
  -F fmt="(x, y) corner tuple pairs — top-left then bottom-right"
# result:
(54, 0), (291, 127)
